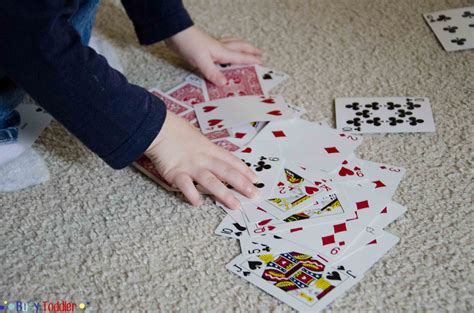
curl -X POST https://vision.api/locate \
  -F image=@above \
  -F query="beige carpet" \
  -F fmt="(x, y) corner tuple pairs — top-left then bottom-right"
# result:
(1, 0), (473, 311)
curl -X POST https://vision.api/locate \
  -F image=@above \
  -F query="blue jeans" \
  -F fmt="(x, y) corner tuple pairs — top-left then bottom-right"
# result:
(0, 0), (100, 143)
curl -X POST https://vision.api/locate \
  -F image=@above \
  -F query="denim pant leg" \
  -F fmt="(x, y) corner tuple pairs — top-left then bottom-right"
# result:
(0, 0), (100, 128)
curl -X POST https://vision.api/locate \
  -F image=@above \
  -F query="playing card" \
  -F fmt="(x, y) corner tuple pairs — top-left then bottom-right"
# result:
(254, 64), (289, 93)
(166, 81), (206, 106)
(206, 65), (265, 100)
(424, 7), (474, 51)
(334, 230), (400, 275)
(211, 138), (241, 152)
(256, 164), (334, 219)
(333, 201), (406, 260)
(13, 102), (53, 149)
(286, 103), (307, 118)
(335, 97), (435, 134)
(215, 214), (248, 239)
(230, 141), (285, 203)
(226, 122), (260, 147)
(227, 249), (361, 312)
(194, 95), (293, 134)
(242, 192), (352, 239)
(149, 89), (192, 114)
(251, 118), (363, 171)
(133, 156), (178, 192)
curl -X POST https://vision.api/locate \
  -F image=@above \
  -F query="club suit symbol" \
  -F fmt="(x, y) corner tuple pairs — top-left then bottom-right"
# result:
(435, 14), (451, 22)
(364, 102), (380, 110)
(443, 25), (458, 33)
(387, 117), (404, 126)
(355, 109), (371, 118)
(386, 102), (401, 110)
(407, 117), (424, 126)
(346, 117), (362, 127)
(395, 109), (413, 118)
(345, 102), (360, 111)
(366, 117), (382, 126)
(461, 11), (473, 18)
(451, 37), (466, 45)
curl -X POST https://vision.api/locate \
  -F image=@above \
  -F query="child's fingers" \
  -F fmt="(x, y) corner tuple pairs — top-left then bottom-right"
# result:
(195, 56), (227, 86)
(217, 49), (263, 66)
(220, 37), (242, 43)
(223, 41), (263, 56)
(174, 173), (202, 206)
(195, 170), (241, 210)
(215, 148), (259, 183)
(211, 157), (260, 199)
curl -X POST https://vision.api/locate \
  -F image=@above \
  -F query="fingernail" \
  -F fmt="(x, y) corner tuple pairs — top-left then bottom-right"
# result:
(230, 198), (241, 210)
(248, 186), (260, 198)
(219, 78), (227, 86)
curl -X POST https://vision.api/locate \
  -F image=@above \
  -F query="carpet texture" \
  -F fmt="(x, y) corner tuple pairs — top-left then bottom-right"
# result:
(1, 0), (473, 311)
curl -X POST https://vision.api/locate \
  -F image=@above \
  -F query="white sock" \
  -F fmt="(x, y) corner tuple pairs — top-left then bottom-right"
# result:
(89, 34), (124, 73)
(0, 148), (49, 192)
(0, 142), (26, 166)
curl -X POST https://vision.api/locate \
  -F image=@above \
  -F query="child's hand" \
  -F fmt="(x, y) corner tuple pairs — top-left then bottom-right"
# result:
(145, 111), (260, 209)
(166, 26), (263, 86)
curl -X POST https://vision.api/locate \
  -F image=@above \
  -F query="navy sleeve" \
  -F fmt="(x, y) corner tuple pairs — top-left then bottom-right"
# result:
(121, 0), (194, 45)
(0, 0), (189, 169)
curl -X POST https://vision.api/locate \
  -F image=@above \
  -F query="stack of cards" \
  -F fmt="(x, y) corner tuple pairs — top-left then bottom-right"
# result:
(134, 64), (412, 311)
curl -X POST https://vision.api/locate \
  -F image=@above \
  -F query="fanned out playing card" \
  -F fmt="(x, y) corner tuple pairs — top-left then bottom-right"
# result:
(194, 95), (293, 134)
(335, 97), (435, 134)
(423, 7), (474, 52)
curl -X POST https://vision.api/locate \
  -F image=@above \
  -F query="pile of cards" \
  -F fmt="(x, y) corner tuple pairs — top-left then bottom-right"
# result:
(133, 64), (410, 311)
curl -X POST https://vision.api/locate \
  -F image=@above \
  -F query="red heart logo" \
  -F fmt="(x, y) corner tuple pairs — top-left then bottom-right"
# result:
(208, 119), (222, 127)
(267, 110), (282, 116)
(261, 97), (275, 104)
(241, 147), (252, 153)
(338, 166), (354, 177)
(305, 186), (319, 195)
(203, 106), (217, 112)
(258, 218), (273, 226)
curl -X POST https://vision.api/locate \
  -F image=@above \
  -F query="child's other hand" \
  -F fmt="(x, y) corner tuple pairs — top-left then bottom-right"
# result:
(145, 112), (260, 209)
(166, 26), (263, 86)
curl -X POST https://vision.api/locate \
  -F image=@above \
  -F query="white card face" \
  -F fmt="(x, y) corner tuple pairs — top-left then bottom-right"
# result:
(335, 97), (435, 134)
(226, 250), (362, 312)
(231, 141), (285, 203)
(194, 95), (293, 133)
(14, 102), (53, 148)
(424, 7), (474, 52)
(250, 118), (363, 172)
(335, 97), (436, 133)
(254, 65), (289, 93)
(334, 230), (400, 275)
(214, 214), (248, 239)
(242, 193), (350, 239)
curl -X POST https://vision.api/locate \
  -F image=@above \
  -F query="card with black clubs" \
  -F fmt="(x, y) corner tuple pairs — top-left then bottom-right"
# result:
(424, 6), (474, 52)
(335, 97), (435, 134)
